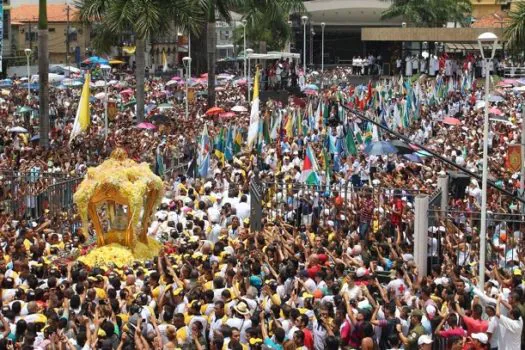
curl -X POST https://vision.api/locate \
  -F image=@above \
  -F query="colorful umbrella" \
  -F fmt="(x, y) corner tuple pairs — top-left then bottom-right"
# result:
(404, 153), (424, 164)
(489, 107), (503, 116)
(206, 107), (225, 116)
(83, 56), (109, 65)
(488, 95), (504, 103)
(442, 117), (461, 126)
(149, 114), (170, 124)
(364, 141), (398, 156)
(219, 112), (236, 119)
(137, 122), (156, 130)
(120, 89), (133, 96)
(17, 106), (33, 114)
(158, 103), (174, 110)
(109, 59), (125, 65)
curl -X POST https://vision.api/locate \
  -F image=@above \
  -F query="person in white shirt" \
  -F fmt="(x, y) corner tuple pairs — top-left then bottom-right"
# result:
(496, 295), (523, 350)
(235, 195), (250, 221)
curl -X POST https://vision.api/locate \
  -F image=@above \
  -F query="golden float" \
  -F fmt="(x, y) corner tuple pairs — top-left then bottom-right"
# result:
(73, 148), (164, 267)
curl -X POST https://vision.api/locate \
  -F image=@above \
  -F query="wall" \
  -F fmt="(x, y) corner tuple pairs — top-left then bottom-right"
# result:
(12, 21), (90, 64)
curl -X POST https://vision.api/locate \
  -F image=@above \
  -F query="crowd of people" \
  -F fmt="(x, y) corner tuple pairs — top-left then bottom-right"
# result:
(0, 56), (522, 350)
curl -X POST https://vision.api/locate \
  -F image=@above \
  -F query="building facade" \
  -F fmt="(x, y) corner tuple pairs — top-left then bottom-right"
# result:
(10, 4), (91, 65)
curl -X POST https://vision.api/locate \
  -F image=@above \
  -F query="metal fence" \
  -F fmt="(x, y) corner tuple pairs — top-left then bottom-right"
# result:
(427, 208), (525, 271)
(262, 180), (424, 224)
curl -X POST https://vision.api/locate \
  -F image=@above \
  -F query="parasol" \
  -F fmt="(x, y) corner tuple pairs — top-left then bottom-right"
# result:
(442, 117), (461, 126)
(231, 105), (248, 112)
(137, 122), (156, 130)
(219, 112), (236, 119)
(364, 141), (398, 156)
(8, 126), (28, 133)
(206, 107), (225, 116)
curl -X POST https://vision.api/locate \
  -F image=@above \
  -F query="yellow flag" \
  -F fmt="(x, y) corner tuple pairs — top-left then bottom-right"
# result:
(162, 50), (168, 72)
(285, 113), (294, 138)
(70, 73), (91, 143)
(79, 73), (91, 131)
(253, 66), (260, 100)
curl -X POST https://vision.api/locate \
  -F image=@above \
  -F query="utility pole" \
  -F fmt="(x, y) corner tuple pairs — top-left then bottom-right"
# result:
(66, 3), (70, 66)
(28, 22), (33, 52)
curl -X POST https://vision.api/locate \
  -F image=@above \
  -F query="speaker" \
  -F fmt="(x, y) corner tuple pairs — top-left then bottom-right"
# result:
(448, 171), (471, 199)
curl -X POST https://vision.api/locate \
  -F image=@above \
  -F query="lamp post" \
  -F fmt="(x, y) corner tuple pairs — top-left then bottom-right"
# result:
(246, 48), (254, 103)
(301, 16), (308, 75)
(188, 32), (192, 79)
(24, 48), (32, 101)
(182, 56), (192, 120)
(100, 64), (111, 140)
(321, 22), (325, 88)
(477, 32), (498, 289)
(287, 20), (293, 53)
(242, 19), (247, 82)
(310, 29), (315, 68)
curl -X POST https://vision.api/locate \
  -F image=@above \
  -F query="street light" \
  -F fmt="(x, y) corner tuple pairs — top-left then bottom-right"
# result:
(310, 29), (315, 68)
(242, 19), (247, 82)
(287, 20), (293, 53)
(100, 64), (111, 140)
(182, 56), (192, 120)
(321, 22), (325, 88)
(24, 48), (32, 101)
(477, 31), (498, 290)
(301, 15), (308, 75)
(246, 48), (254, 102)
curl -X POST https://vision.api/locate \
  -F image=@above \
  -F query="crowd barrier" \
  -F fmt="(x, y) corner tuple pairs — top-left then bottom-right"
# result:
(427, 208), (525, 271)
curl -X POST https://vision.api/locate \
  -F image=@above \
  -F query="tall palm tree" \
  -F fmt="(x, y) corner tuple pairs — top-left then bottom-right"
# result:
(76, 0), (200, 122)
(505, 1), (525, 50)
(381, 0), (471, 27)
(38, 0), (50, 148)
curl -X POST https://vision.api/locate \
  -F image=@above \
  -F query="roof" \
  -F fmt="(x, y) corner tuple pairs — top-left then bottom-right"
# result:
(11, 4), (79, 23)
(472, 11), (509, 29)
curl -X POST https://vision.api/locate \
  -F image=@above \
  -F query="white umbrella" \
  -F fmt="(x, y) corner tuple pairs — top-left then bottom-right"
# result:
(513, 86), (525, 92)
(108, 80), (118, 85)
(49, 73), (65, 83)
(475, 100), (486, 110)
(8, 126), (28, 133)
(95, 92), (107, 100)
(63, 66), (81, 74)
(166, 80), (178, 86)
(95, 80), (106, 87)
(231, 105), (247, 112)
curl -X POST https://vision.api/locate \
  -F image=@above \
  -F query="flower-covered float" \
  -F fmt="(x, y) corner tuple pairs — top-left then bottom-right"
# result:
(73, 148), (164, 267)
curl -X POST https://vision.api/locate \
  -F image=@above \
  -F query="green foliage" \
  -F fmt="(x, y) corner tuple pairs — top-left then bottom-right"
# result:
(505, 1), (525, 50)
(381, 0), (471, 27)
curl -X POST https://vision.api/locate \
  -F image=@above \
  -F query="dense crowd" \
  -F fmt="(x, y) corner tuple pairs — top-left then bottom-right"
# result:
(0, 59), (522, 350)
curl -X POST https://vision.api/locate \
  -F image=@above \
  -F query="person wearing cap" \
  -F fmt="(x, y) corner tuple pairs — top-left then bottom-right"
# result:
(417, 334), (433, 350)
(396, 309), (425, 350)
(465, 332), (489, 350)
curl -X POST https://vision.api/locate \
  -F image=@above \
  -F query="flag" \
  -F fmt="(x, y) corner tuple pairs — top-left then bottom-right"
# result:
(285, 112), (294, 138)
(354, 123), (363, 144)
(247, 67), (261, 148)
(507, 144), (522, 173)
(233, 128), (242, 154)
(301, 144), (320, 185)
(225, 127), (234, 161)
(198, 124), (210, 178)
(69, 73), (91, 143)
(162, 50), (168, 72)
(345, 128), (357, 156)
(214, 127), (225, 164)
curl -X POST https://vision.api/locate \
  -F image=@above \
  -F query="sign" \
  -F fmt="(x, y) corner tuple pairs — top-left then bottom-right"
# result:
(507, 144), (522, 173)
(108, 101), (117, 120)
(249, 170), (263, 232)
(188, 87), (195, 103)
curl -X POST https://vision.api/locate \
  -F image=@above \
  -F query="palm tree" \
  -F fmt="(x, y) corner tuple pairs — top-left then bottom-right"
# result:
(200, 0), (305, 107)
(38, 0), (50, 148)
(505, 1), (525, 50)
(381, 0), (471, 27)
(76, 0), (200, 122)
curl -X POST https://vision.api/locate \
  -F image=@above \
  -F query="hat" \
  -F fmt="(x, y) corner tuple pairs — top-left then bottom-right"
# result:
(233, 302), (250, 315)
(356, 267), (367, 278)
(411, 309), (423, 317)
(418, 335), (433, 345)
(471, 333), (488, 344)
(172, 287), (183, 296)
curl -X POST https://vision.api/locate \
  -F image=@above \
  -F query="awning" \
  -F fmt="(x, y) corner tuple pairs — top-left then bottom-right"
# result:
(445, 43), (503, 52)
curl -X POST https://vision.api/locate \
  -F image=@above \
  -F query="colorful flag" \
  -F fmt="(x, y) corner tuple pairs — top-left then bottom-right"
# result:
(233, 128), (242, 155)
(198, 124), (210, 177)
(214, 127), (225, 164)
(507, 145), (522, 173)
(345, 128), (357, 156)
(301, 144), (320, 185)
(225, 127), (234, 161)
(247, 67), (261, 148)
(69, 73), (91, 143)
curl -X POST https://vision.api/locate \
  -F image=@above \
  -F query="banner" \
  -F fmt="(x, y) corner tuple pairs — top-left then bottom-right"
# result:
(507, 144), (522, 173)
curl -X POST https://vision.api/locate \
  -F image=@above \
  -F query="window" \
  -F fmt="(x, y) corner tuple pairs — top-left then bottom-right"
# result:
(48, 28), (55, 33)
(68, 32), (77, 42)
(3, 11), (9, 39)
(25, 32), (37, 42)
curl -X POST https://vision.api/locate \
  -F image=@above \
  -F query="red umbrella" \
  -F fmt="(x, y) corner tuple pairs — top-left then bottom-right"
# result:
(219, 112), (236, 119)
(205, 107), (225, 116)
(442, 117), (461, 126)
(120, 88), (133, 96)
(200, 73), (208, 78)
